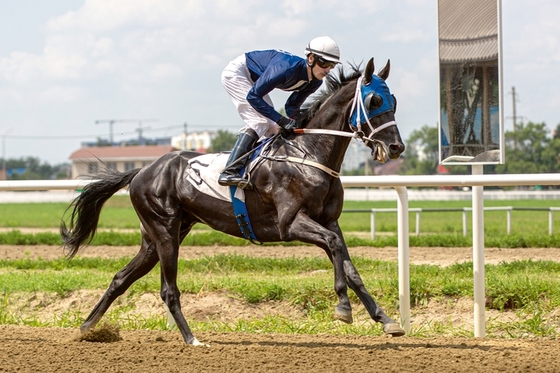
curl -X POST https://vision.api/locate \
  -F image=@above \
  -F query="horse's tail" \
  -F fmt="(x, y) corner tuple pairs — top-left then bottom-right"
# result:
(60, 168), (141, 259)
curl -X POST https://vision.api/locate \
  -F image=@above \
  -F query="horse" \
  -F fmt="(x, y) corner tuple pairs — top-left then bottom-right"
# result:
(60, 58), (406, 346)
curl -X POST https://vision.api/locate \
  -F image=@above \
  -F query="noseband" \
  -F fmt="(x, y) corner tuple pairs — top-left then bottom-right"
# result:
(348, 75), (397, 146)
(288, 73), (399, 173)
(294, 74), (397, 146)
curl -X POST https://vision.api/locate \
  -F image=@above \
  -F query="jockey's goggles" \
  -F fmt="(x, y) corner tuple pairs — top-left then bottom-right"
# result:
(315, 56), (337, 69)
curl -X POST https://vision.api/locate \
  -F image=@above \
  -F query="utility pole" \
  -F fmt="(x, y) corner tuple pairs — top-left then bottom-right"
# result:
(182, 122), (188, 150)
(511, 86), (517, 130)
(135, 120), (157, 145)
(510, 86), (519, 149)
(95, 119), (157, 145)
(1, 129), (12, 179)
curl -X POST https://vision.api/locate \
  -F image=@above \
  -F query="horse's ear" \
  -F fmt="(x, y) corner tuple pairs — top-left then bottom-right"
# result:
(363, 58), (375, 85)
(378, 59), (391, 80)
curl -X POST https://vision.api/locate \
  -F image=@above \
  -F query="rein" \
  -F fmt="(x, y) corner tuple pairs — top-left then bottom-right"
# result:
(294, 75), (396, 144)
(268, 74), (397, 178)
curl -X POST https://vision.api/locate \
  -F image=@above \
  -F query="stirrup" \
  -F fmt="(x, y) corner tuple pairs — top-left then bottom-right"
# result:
(218, 176), (253, 190)
(236, 179), (253, 190)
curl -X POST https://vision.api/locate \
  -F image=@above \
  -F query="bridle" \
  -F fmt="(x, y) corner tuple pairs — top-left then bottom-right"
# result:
(281, 73), (399, 176)
(294, 75), (397, 147)
(348, 75), (397, 145)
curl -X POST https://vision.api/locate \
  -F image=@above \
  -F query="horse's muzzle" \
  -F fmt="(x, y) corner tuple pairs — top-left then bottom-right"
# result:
(371, 140), (405, 163)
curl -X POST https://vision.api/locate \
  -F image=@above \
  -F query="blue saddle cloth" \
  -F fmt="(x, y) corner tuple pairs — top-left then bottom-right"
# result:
(228, 136), (276, 244)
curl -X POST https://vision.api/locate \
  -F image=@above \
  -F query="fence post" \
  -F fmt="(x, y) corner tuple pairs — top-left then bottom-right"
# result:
(506, 207), (512, 234)
(462, 209), (468, 236)
(370, 209), (376, 240)
(549, 209), (554, 235)
(395, 186), (410, 333)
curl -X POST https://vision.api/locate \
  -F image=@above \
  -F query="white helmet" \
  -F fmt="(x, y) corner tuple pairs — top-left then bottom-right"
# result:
(305, 36), (340, 63)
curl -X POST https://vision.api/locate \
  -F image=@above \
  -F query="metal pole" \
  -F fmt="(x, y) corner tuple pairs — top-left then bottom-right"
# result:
(472, 165), (485, 338)
(370, 209), (376, 240)
(395, 186), (410, 333)
(1, 129), (12, 179)
(1, 134), (5, 178)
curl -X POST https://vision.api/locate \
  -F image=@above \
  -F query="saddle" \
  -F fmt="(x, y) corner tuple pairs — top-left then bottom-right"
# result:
(185, 137), (277, 244)
(185, 136), (275, 202)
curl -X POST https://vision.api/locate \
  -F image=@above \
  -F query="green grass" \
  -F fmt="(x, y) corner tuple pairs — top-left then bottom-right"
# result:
(342, 199), (560, 235)
(1, 196), (560, 247)
(0, 197), (140, 229)
(2, 255), (560, 311)
(1, 255), (559, 338)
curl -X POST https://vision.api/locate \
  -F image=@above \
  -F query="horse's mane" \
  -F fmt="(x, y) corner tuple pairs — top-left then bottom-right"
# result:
(296, 63), (363, 127)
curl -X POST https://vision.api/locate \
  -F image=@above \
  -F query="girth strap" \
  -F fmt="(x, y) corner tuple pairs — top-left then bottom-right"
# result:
(265, 155), (340, 178)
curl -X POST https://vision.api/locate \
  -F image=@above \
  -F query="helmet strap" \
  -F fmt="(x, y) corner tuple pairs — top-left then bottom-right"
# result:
(307, 54), (317, 68)
(307, 55), (320, 80)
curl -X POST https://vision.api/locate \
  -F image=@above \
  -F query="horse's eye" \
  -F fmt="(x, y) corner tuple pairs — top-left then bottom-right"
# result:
(364, 93), (383, 110)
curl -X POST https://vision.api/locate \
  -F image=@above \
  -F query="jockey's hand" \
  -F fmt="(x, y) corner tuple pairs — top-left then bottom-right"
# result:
(277, 116), (297, 137)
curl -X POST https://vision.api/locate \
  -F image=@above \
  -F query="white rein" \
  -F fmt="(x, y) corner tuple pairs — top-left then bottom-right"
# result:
(280, 75), (398, 177)
(293, 76), (396, 144)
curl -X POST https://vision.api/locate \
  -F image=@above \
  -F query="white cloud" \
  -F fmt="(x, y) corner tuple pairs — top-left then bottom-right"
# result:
(281, 0), (315, 15)
(382, 28), (427, 43)
(40, 85), (85, 103)
(43, 43), (88, 80)
(0, 51), (42, 83)
(262, 17), (307, 38)
(0, 0), (559, 163)
(150, 63), (183, 80)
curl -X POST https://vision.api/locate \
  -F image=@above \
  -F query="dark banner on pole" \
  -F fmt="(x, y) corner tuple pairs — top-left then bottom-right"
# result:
(438, 0), (504, 165)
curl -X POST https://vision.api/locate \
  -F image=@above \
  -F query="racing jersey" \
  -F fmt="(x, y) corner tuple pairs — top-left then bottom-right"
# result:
(244, 49), (323, 123)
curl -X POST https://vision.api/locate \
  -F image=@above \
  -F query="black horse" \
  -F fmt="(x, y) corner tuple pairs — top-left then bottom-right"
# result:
(61, 58), (406, 346)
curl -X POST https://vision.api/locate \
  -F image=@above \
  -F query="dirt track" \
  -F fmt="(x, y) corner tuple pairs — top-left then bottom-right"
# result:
(2, 244), (560, 372)
(1, 325), (559, 373)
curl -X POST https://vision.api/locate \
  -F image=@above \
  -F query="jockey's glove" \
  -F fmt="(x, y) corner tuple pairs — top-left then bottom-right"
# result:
(277, 116), (297, 137)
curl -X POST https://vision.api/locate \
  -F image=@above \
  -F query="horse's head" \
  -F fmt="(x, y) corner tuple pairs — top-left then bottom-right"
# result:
(348, 58), (405, 162)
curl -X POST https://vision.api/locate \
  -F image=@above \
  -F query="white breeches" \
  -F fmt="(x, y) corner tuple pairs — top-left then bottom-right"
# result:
(221, 54), (280, 139)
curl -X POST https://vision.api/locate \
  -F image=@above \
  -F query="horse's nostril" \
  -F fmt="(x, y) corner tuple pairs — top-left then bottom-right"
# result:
(390, 143), (404, 151)
(389, 143), (405, 156)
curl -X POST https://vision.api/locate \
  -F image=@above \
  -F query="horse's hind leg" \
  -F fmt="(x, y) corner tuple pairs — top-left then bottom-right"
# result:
(80, 237), (159, 334)
(155, 235), (202, 346)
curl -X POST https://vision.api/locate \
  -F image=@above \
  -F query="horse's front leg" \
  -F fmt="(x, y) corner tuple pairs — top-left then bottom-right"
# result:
(326, 222), (405, 336)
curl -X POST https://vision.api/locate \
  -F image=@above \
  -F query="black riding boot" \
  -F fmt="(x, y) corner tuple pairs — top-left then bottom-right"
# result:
(218, 130), (259, 189)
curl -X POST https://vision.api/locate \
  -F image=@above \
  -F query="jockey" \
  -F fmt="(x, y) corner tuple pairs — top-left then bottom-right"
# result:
(218, 36), (341, 188)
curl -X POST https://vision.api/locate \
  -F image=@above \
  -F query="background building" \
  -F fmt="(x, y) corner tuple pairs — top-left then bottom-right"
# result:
(69, 130), (216, 179)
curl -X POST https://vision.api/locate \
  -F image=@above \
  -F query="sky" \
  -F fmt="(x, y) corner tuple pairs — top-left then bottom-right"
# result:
(1, 0), (559, 165)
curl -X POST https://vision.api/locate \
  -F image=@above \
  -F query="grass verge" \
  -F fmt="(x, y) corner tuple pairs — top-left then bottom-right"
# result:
(1, 255), (559, 338)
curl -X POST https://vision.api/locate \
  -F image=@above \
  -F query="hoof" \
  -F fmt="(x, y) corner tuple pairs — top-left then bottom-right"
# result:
(383, 322), (406, 337)
(335, 306), (353, 324)
(190, 337), (210, 347)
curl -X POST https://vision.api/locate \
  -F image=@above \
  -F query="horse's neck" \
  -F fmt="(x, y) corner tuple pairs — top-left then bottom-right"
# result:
(296, 85), (355, 170)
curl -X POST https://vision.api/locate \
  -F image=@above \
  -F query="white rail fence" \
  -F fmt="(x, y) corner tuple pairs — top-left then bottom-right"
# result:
(2, 172), (560, 338)
(345, 206), (560, 238)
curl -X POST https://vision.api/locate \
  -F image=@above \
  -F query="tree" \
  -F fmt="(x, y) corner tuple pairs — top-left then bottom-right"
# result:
(496, 121), (551, 174)
(401, 125), (439, 175)
(1, 156), (69, 180)
(208, 130), (237, 153)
